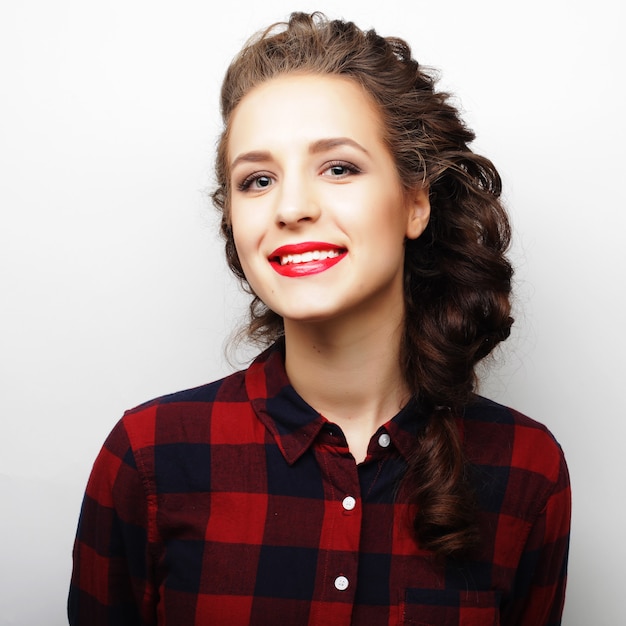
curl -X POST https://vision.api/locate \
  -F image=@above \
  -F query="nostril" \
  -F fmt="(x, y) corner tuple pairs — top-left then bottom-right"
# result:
(274, 194), (321, 226)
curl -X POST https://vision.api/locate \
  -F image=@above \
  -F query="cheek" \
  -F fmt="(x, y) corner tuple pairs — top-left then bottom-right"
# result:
(231, 219), (268, 288)
(231, 210), (257, 253)
(356, 191), (408, 240)
(231, 229), (252, 276)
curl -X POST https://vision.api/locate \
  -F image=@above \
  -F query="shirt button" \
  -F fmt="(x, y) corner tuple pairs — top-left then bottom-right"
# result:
(342, 496), (356, 511)
(334, 575), (349, 591)
(378, 433), (391, 448)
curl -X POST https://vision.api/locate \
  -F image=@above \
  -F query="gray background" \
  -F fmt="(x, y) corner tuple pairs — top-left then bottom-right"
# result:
(1, 0), (624, 623)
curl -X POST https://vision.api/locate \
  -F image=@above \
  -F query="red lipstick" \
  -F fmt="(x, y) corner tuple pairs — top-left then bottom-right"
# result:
(269, 241), (346, 277)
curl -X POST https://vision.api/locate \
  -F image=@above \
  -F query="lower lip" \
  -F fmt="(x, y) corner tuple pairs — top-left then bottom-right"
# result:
(270, 253), (345, 277)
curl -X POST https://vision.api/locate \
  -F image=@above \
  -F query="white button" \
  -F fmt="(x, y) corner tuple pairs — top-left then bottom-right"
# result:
(334, 575), (349, 591)
(342, 496), (356, 511)
(378, 433), (391, 448)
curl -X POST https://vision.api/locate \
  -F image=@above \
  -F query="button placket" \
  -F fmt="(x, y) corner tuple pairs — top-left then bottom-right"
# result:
(313, 440), (361, 605)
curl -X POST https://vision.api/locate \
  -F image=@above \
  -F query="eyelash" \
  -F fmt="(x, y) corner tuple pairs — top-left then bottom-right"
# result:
(323, 160), (361, 178)
(237, 172), (273, 192)
(236, 160), (361, 192)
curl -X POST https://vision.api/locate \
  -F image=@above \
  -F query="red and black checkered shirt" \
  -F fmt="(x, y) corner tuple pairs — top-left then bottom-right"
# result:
(69, 344), (570, 625)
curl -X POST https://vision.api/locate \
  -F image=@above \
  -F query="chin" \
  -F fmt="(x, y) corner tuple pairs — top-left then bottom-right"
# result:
(267, 299), (344, 324)
(276, 308), (337, 325)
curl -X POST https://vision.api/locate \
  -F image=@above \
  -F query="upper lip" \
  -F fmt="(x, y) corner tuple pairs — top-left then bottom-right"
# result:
(269, 241), (345, 260)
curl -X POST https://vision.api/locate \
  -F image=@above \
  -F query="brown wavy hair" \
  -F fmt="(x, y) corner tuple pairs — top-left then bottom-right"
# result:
(212, 12), (513, 556)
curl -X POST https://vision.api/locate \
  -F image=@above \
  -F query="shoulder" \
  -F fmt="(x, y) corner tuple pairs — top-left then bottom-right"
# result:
(461, 396), (568, 494)
(95, 367), (267, 497)
(131, 367), (250, 412)
(462, 395), (563, 448)
(114, 368), (251, 451)
(463, 395), (552, 431)
(108, 344), (285, 453)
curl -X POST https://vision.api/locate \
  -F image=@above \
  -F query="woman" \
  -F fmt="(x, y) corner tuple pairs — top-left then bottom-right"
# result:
(69, 12), (570, 625)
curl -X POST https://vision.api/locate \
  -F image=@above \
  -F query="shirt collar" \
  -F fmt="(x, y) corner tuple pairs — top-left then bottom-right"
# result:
(246, 342), (428, 465)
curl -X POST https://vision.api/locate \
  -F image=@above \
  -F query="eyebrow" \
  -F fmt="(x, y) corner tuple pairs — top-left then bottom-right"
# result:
(230, 137), (370, 171)
(309, 137), (370, 156)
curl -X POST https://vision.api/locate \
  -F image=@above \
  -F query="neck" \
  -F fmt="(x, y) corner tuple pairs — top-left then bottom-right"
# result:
(283, 312), (410, 463)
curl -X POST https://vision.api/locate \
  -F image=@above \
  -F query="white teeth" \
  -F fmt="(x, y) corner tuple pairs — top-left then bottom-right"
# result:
(280, 249), (341, 265)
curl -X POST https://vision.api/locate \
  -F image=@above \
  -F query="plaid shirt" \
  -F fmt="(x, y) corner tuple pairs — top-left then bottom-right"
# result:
(69, 344), (570, 625)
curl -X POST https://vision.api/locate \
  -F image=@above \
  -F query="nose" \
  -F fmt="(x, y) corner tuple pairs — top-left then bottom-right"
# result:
(274, 171), (321, 228)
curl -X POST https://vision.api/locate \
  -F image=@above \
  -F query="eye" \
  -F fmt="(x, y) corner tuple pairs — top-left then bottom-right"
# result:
(237, 173), (274, 192)
(322, 161), (361, 179)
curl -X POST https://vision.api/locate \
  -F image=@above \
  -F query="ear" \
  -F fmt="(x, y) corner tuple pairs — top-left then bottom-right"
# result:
(405, 186), (431, 240)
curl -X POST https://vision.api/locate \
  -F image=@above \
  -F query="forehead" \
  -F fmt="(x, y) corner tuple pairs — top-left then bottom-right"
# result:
(227, 73), (385, 162)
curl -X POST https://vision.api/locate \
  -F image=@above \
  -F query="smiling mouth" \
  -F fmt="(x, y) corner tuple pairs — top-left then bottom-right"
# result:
(277, 249), (343, 266)
(268, 244), (347, 277)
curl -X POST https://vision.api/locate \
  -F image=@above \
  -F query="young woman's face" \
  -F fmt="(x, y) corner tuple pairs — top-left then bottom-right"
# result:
(228, 74), (429, 327)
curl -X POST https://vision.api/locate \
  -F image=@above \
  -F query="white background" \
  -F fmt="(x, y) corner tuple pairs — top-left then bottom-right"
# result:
(1, 1), (624, 624)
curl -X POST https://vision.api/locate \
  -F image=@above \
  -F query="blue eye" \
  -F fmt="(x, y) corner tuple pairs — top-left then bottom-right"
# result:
(323, 161), (361, 178)
(239, 173), (273, 191)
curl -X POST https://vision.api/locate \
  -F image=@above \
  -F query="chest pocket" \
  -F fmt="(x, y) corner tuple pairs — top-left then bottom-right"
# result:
(401, 588), (500, 626)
